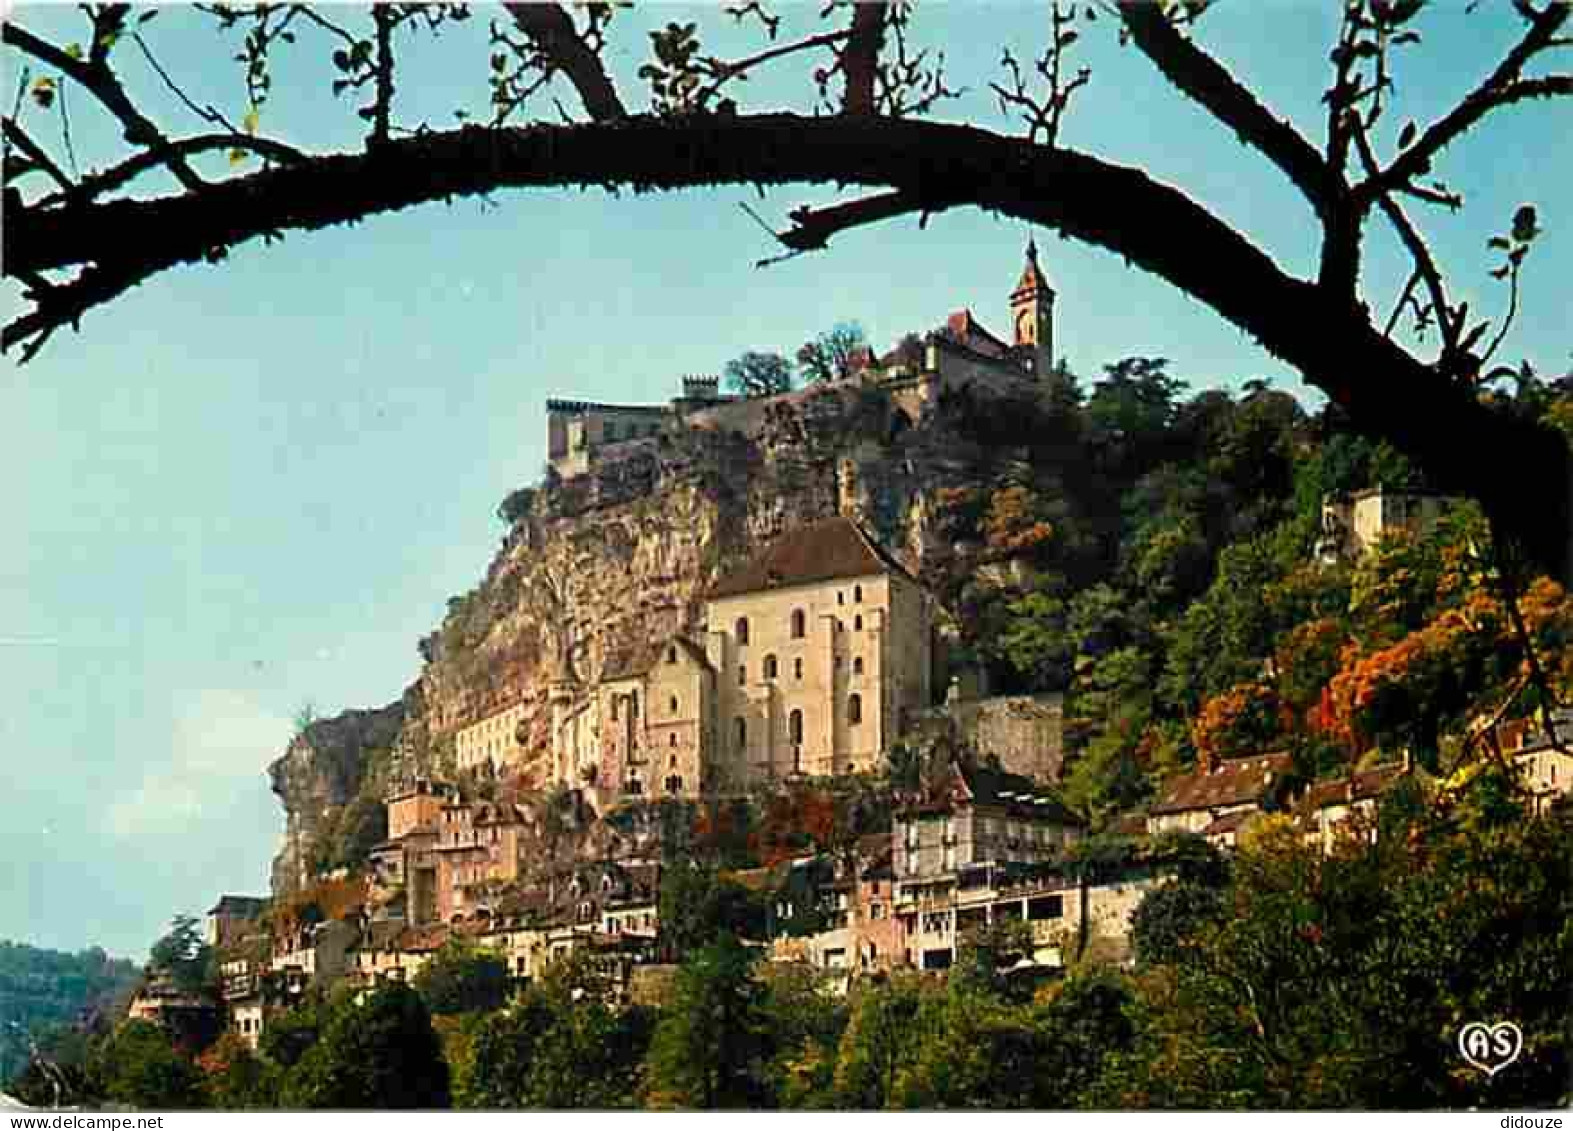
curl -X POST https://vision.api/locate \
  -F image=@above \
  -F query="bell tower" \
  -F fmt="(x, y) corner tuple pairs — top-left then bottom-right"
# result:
(1009, 238), (1055, 379)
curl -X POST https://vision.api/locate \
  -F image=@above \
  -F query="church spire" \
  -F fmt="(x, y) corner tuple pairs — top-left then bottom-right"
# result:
(1009, 238), (1055, 376)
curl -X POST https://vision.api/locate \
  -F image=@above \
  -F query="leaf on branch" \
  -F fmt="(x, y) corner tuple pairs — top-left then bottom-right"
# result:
(65, 42), (84, 61)
(1398, 120), (1416, 148)
(1510, 204), (1539, 243)
(1487, 236), (1512, 250)
(30, 76), (56, 110)
(242, 107), (259, 135)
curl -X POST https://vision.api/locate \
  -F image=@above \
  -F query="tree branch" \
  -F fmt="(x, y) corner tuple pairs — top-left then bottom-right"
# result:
(3, 19), (206, 192)
(842, 2), (889, 117)
(1350, 119), (1458, 361)
(502, 3), (626, 121)
(37, 133), (307, 207)
(1118, 0), (1337, 213)
(3, 117), (74, 194)
(1354, 3), (1571, 206)
(3, 112), (1567, 578)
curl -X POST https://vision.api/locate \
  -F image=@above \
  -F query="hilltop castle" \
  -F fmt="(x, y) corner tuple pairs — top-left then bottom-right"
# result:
(543, 242), (1059, 482)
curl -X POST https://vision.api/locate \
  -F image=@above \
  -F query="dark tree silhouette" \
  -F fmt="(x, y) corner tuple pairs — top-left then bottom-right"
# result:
(3, 1), (1570, 576)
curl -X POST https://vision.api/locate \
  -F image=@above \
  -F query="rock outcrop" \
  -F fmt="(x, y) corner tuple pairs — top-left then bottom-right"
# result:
(267, 377), (1071, 895)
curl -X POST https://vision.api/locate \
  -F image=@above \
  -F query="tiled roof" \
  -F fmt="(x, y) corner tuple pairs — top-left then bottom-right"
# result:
(1150, 753), (1294, 816)
(941, 308), (1012, 359)
(1299, 764), (1407, 812)
(207, 895), (269, 917)
(602, 635), (711, 683)
(709, 516), (914, 599)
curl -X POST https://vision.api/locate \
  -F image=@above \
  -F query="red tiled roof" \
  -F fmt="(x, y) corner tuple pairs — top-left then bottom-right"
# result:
(709, 516), (915, 599)
(1299, 764), (1407, 812)
(1150, 753), (1293, 816)
(942, 309), (1012, 359)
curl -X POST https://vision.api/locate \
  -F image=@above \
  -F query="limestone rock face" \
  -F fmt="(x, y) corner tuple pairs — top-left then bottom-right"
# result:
(268, 702), (404, 896)
(266, 379), (1060, 892)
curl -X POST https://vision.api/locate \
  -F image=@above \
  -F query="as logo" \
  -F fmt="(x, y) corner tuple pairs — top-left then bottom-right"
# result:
(1458, 1021), (1523, 1077)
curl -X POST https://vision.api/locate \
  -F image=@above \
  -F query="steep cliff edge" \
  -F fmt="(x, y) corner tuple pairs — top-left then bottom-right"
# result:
(268, 378), (1087, 895)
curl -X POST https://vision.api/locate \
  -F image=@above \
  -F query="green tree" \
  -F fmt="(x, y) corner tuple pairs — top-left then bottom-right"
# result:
(148, 915), (211, 993)
(723, 350), (794, 397)
(658, 864), (767, 954)
(795, 322), (869, 384)
(412, 940), (510, 1016)
(644, 934), (770, 1108)
(283, 982), (451, 1109)
(833, 974), (927, 1109)
(93, 1020), (207, 1110)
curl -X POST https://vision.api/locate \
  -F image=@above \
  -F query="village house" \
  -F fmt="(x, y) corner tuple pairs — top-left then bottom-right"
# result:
(455, 701), (530, 775)
(891, 762), (1085, 971)
(1494, 707), (1573, 815)
(217, 933), (280, 1049)
(205, 895), (269, 950)
(1294, 762), (1410, 853)
(1316, 487), (1458, 563)
(1145, 752), (1295, 844)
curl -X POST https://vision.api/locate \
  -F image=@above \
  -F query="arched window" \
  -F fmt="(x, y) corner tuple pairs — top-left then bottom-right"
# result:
(853, 656), (864, 676)
(848, 693), (863, 725)
(735, 617), (750, 645)
(853, 584), (863, 603)
(734, 717), (747, 749)
(794, 657), (804, 680)
(666, 646), (678, 663)
(669, 694), (679, 714)
(764, 654), (779, 679)
(854, 614), (863, 631)
(789, 709), (803, 744)
(791, 609), (806, 638)
(669, 733), (677, 747)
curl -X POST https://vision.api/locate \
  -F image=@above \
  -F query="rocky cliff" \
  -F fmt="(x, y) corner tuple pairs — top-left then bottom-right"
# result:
(268, 377), (1083, 896)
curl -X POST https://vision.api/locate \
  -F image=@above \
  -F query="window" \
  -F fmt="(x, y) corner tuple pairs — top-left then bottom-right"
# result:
(789, 709), (803, 744)
(738, 665), (746, 686)
(669, 733), (677, 747)
(735, 717), (747, 749)
(838, 591), (845, 605)
(791, 609), (806, 638)
(630, 694), (638, 719)
(854, 584), (863, 603)
(852, 656), (864, 676)
(848, 693), (863, 725)
(604, 421), (617, 441)
(794, 657), (803, 680)
(764, 654), (779, 679)
(669, 694), (678, 713)
(667, 646), (678, 663)
(854, 614), (863, 631)
(735, 617), (750, 645)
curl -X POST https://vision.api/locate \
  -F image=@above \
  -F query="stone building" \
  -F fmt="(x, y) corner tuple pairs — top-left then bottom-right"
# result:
(1316, 487), (1457, 562)
(205, 895), (269, 949)
(542, 245), (1061, 483)
(1146, 752), (1295, 842)
(455, 702), (530, 774)
(705, 516), (934, 783)
(549, 635), (717, 804)
(544, 515), (933, 795)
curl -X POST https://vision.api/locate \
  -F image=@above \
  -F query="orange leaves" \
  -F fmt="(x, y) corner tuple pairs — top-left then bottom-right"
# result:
(983, 485), (1055, 555)
(1192, 680), (1282, 762)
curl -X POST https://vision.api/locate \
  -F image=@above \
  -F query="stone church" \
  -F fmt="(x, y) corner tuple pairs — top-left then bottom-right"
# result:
(547, 516), (934, 803)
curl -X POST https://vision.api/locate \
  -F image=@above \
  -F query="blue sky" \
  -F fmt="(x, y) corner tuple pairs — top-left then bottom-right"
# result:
(4, 2), (1569, 959)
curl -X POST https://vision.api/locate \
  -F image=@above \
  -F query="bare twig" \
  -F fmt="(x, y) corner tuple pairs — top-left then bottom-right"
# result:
(1355, 3), (1571, 206)
(3, 117), (74, 194)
